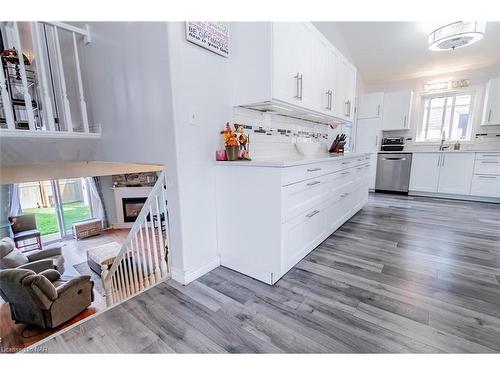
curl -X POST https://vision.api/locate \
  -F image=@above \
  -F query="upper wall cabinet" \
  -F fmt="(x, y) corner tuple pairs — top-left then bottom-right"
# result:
(381, 90), (413, 131)
(231, 22), (357, 124)
(357, 92), (384, 120)
(482, 78), (500, 126)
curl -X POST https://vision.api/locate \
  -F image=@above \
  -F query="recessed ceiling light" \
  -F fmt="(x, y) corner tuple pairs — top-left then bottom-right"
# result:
(428, 22), (486, 51)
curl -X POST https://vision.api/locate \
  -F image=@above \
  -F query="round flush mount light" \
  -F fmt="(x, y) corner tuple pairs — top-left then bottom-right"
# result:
(428, 21), (486, 51)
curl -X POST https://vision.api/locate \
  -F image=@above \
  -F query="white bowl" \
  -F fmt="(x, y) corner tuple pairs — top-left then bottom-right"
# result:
(295, 142), (322, 156)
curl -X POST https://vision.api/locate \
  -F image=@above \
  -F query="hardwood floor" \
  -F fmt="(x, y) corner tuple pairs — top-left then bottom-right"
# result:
(32, 194), (500, 353)
(0, 229), (128, 353)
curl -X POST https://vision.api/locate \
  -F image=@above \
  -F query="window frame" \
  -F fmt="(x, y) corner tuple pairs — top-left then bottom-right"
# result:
(415, 89), (476, 144)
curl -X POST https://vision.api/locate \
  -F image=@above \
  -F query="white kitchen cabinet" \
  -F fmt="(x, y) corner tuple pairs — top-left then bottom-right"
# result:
(231, 22), (356, 124)
(437, 153), (474, 195)
(215, 154), (371, 285)
(409, 153), (442, 192)
(355, 118), (381, 189)
(382, 90), (413, 130)
(357, 92), (384, 119)
(470, 175), (500, 198)
(481, 78), (500, 126)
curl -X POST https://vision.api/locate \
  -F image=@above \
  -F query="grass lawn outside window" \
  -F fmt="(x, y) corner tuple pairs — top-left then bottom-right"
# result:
(23, 202), (91, 236)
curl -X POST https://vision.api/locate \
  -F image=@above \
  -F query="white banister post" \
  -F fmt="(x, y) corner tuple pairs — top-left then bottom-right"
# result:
(32, 22), (55, 131)
(72, 31), (89, 133)
(139, 226), (151, 288)
(148, 206), (162, 283)
(0, 61), (15, 129)
(52, 25), (73, 132)
(143, 216), (156, 285)
(134, 233), (145, 290)
(160, 173), (170, 273)
(155, 195), (168, 278)
(101, 264), (113, 306)
(12, 22), (36, 131)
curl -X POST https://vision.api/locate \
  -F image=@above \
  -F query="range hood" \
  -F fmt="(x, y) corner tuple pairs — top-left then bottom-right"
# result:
(238, 100), (349, 126)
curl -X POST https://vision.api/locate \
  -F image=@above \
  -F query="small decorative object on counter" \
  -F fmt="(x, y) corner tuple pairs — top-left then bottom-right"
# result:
(234, 123), (251, 160)
(215, 149), (228, 161)
(454, 140), (461, 150)
(220, 122), (240, 161)
(329, 133), (346, 154)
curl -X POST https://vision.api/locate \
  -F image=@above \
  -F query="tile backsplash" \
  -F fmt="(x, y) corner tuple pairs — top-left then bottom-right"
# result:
(232, 107), (349, 159)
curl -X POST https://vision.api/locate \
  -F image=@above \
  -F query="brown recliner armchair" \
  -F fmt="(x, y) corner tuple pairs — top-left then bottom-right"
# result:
(0, 237), (65, 274)
(0, 268), (94, 329)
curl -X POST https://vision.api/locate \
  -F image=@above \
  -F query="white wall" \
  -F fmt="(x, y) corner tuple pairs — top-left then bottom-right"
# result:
(165, 22), (234, 283)
(364, 64), (500, 149)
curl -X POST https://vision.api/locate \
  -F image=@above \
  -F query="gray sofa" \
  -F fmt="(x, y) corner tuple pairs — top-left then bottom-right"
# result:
(0, 268), (94, 329)
(0, 237), (65, 274)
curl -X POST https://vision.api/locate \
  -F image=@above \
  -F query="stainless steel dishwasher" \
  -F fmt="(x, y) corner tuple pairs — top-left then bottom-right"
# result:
(375, 153), (412, 193)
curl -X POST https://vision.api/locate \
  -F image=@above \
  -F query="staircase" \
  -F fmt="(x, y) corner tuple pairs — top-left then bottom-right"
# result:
(101, 172), (170, 306)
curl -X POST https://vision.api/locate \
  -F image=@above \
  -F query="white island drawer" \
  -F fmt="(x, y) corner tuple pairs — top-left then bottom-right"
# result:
(474, 159), (500, 175)
(470, 175), (500, 198)
(282, 174), (329, 222)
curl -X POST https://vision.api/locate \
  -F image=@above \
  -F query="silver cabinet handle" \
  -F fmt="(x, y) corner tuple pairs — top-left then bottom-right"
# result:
(294, 73), (303, 100)
(437, 154), (441, 167)
(481, 161), (500, 164)
(478, 175), (497, 179)
(375, 135), (378, 146)
(377, 104), (381, 117)
(345, 100), (351, 117)
(356, 167), (364, 170)
(325, 90), (333, 110)
(340, 192), (350, 198)
(307, 167), (322, 172)
(307, 180), (321, 186)
(382, 157), (407, 161)
(341, 161), (351, 165)
(341, 171), (351, 175)
(441, 154), (445, 167)
(330, 90), (334, 110)
(299, 74), (303, 100)
(403, 115), (407, 128)
(357, 158), (364, 161)
(488, 109), (492, 122)
(306, 210), (320, 218)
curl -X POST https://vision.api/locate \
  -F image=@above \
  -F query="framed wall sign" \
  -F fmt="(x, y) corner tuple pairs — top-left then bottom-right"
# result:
(185, 22), (229, 58)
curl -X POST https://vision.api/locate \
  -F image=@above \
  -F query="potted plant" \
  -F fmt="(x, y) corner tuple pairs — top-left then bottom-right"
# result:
(220, 122), (240, 161)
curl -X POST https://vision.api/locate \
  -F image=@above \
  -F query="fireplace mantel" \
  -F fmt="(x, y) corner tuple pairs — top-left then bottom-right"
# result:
(111, 186), (152, 229)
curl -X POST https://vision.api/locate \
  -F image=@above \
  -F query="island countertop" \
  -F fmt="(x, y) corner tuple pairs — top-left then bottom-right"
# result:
(214, 152), (372, 168)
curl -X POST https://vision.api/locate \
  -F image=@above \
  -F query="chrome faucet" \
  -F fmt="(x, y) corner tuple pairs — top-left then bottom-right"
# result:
(439, 131), (449, 151)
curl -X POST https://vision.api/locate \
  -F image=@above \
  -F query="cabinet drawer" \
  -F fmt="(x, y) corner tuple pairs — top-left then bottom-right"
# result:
(475, 152), (500, 160)
(281, 162), (333, 186)
(470, 175), (500, 198)
(474, 159), (500, 175)
(282, 204), (326, 273)
(282, 175), (329, 222)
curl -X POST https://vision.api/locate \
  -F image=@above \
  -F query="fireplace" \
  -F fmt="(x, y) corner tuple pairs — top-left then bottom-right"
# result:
(122, 197), (147, 222)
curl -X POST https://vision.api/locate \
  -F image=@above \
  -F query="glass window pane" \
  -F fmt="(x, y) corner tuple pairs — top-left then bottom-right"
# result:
(426, 97), (446, 140)
(58, 178), (91, 234)
(19, 181), (59, 236)
(451, 95), (471, 140)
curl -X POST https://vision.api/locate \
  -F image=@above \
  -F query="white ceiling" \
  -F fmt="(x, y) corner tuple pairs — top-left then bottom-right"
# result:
(330, 22), (500, 85)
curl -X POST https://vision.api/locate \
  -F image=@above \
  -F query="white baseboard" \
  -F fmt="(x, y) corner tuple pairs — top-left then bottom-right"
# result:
(409, 191), (500, 203)
(171, 256), (221, 285)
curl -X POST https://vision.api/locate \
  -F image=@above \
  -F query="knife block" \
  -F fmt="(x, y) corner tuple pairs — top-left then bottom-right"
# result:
(329, 140), (346, 154)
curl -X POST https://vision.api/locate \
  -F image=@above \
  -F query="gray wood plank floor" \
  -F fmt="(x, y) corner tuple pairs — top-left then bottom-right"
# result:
(34, 193), (500, 353)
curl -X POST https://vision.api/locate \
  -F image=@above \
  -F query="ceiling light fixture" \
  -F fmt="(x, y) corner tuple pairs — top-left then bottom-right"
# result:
(428, 21), (486, 51)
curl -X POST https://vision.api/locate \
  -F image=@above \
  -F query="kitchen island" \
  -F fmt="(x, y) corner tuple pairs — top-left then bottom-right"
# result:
(215, 152), (372, 284)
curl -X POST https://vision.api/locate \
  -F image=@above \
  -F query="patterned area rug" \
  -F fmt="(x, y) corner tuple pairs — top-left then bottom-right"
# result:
(73, 261), (105, 297)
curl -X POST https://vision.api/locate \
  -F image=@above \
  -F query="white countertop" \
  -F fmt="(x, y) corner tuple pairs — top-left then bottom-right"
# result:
(215, 152), (371, 168)
(379, 150), (500, 154)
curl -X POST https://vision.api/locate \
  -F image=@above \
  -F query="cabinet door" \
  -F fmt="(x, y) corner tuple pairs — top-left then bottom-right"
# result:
(306, 35), (328, 113)
(324, 47), (338, 114)
(345, 63), (357, 122)
(482, 78), (500, 125)
(282, 205), (326, 272)
(438, 153), (474, 195)
(334, 58), (349, 119)
(382, 90), (413, 130)
(272, 23), (307, 105)
(470, 175), (500, 198)
(358, 92), (384, 119)
(355, 118), (381, 189)
(409, 153), (441, 192)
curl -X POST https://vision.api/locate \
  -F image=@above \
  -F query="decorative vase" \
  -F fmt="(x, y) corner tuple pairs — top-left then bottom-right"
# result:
(225, 146), (239, 161)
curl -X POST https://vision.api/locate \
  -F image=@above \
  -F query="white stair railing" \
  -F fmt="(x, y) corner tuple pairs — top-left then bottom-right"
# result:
(101, 172), (170, 306)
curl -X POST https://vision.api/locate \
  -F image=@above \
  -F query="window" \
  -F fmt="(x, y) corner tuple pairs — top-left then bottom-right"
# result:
(417, 93), (473, 142)
(19, 178), (92, 239)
